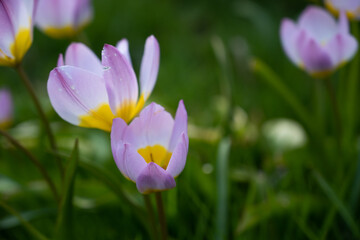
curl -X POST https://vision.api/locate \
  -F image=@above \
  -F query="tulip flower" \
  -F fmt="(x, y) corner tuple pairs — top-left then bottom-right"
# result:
(0, 0), (35, 67)
(280, 6), (358, 78)
(0, 89), (13, 129)
(47, 35), (160, 131)
(35, 0), (93, 39)
(111, 101), (188, 194)
(325, 0), (360, 20)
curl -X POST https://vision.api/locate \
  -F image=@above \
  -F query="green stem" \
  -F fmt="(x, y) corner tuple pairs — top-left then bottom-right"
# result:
(216, 137), (231, 240)
(344, 22), (359, 144)
(155, 192), (168, 240)
(0, 200), (50, 240)
(143, 195), (159, 240)
(15, 64), (64, 179)
(323, 78), (342, 150)
(252, 59), (318, 137)
(0, 129), (59, 204)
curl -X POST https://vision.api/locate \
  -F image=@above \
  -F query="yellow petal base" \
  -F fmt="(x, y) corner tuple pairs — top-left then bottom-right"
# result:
(325, 1), (360, 20)
(137, 145), (172, 169)
(79, 104), (115, 132)
(44, 25), (78, 39)
(78, 94), (147, 132)
(0, 28), (32, 67)
(117, 94), (145, 123)
(0, 120), (12, 130)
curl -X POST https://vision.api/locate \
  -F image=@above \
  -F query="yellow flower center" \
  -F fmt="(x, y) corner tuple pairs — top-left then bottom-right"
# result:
(137, 144), (172, 169)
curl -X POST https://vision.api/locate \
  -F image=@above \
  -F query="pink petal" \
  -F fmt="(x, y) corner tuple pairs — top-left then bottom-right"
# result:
(35, 0), (91, 30)
(125, 102), (174, 150)
(168, 100), (188, 151)
(300, 38), (334, 75)
(0, 0), (33, 58)
(114, 143), (147, 182)
(166, 133), (188, 178)
(136, 162), (176, 194)
(102, 44), (139, 117)
(325, 33), (358, 65)
(47, 65), (108, 125)
(140, 35), (160, 100)
(116, 38), (132, 67)
(64, 42), (102, 76)
(57, 54), (64, 67)
(280, 19), (302, 65)
(298, 6), (337, 43)
(111, 117), (128, 159)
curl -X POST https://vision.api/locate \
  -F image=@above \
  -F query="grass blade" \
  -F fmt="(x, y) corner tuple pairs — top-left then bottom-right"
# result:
(313, 170), (360, 238)
(215, 137), (231, 240)
(0, 200), (49, 240)
(54, 139), (79, 240)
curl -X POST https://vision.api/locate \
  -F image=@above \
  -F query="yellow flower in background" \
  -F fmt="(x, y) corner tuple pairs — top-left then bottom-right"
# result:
(35, 0), (93, 39)
(0, 0), (35, 67)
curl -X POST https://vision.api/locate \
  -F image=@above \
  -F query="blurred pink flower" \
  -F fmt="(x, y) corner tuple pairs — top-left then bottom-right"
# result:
(280, 6), (358, 78)
(325, 0), (360, 20)
(0, 0), (35, 67)
(111, 101), (188, 194)
(0, 89), (13, 129)
(35, 0), (92, 39)
(47, 35), (160, 131)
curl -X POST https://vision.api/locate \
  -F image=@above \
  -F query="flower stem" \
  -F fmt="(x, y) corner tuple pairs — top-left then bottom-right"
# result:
(323, 78), (342, 150)
(155, 192), (168, 240)
(15, 64), (64, 179)
(0, 129), (59, 204)
(143, 194), (159, 240)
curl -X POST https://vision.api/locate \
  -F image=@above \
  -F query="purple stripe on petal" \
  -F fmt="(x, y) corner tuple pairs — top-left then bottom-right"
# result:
(140, 35), (160, 100)
(47, 65), (108, 125)
(136, 162), (176, 194)
(166, 132), (188, 178)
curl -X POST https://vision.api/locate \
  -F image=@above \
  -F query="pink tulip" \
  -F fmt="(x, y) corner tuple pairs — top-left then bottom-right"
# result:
(280, 6), (358, 78)
(0, 0), (35, 67)
(0, 89), (13, 129)
(325, 0), (360, 20)
(111, 101), (188, 194)
(47, 35), (160, 131)
(35, 0), (92, 38)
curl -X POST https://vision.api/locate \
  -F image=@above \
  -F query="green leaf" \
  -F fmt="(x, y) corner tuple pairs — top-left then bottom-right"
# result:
(0, 200), (49, 240)
(78, 160), (147, 228)
(54, 139), (79, 240)
(215, 137), (231, 240)
(313, 171), (360, 238)
(252, 58), (317, 137)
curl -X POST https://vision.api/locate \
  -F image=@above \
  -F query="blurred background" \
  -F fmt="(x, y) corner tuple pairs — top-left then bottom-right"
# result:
(1, 0), (359, 239)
